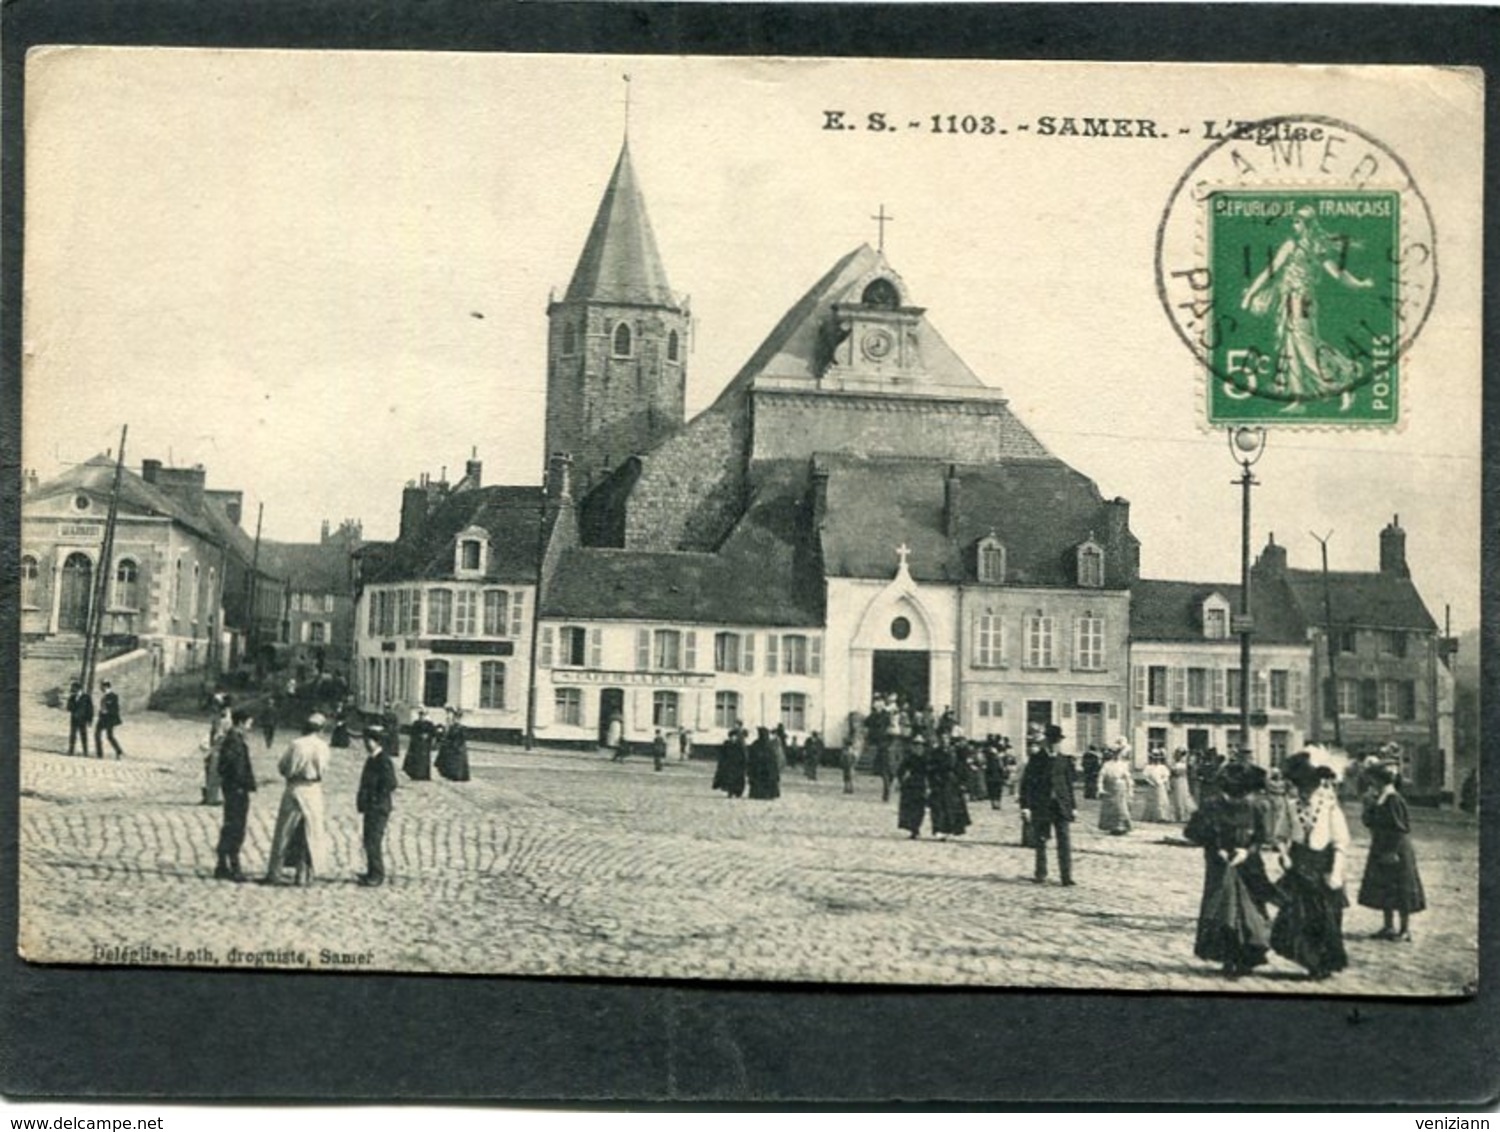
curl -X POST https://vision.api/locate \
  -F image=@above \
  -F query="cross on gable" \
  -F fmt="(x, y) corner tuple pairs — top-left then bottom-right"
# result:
(895, 542), (911, 571)
(872, 204), (893, 253)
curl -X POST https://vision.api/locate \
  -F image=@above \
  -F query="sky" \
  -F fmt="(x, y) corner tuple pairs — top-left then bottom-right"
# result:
(21, 50), (1484, 630)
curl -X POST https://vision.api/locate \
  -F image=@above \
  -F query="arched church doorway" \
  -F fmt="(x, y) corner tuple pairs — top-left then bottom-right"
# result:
(872, 651), (930, 710)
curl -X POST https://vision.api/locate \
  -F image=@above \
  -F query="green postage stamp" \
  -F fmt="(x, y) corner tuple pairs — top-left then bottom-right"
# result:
(1155, 115), (1439, 429)
(1207, 190), (1398, 424)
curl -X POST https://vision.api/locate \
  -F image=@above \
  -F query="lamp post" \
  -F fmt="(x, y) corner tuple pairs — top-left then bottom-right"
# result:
(1228, 427), (1267, 764)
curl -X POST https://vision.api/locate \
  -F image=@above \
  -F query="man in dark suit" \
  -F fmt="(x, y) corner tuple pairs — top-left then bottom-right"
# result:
(94, 680), (124, 759)
(356, 724), (399, 888)
(215, 708), (258, 881)
(1020, 723), (1078, 886)
(66, 680), (93, 756)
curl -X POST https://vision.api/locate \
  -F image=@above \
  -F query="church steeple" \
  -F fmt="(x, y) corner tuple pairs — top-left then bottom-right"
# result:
(546, 138), (689, 497)
(564, 142), (677, 307)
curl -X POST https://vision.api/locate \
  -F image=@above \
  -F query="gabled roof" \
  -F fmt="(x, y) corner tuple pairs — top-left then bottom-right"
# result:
(563, 141), (678, 308)
(30, 455), (209, 536)
(818, 455), (1127, 588)
(708, 243), (999, 408)
(1130, 577), (1308, 645)
(1279, 568), (1438, 633)
(543, 461), (822, 626)
(26, 457), (284, 582)
(364, 486), (546, 586)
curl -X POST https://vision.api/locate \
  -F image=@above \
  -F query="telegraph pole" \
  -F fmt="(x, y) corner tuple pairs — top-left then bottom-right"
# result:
(80, 426), (127, 694)
(1310, 530), (1343, 748)
(1228, 428), (1266, 763)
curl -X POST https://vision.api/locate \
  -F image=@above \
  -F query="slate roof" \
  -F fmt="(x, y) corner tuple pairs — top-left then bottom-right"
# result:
(563, 141), (678, 308)
(818, 455), (1130, 588)
(1279, 568), (1438, 633)
(28, 456), (284, 582)
(543, 461), (822, 626)
(364, 486), (546, 585)
(261, 541), (353, 596)
(707, 244), (1002, 409)
(1130, 578), (1308, 645)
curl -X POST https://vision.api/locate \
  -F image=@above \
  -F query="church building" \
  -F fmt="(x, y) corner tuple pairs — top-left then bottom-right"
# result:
(356, 135), (1139, 751)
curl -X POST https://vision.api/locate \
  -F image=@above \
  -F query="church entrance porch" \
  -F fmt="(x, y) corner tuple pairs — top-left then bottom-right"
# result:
(872, 650), (930, 710)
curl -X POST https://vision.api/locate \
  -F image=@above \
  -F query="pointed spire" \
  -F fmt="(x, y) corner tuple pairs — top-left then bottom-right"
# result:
(564, 141), (678, 307)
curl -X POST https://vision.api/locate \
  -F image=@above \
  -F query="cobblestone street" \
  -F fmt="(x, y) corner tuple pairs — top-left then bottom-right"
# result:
(17, 708), (1479, 996)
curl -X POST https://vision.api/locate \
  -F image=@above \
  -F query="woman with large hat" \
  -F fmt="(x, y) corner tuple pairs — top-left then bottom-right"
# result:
(1269, 748), (1352, 980)
(1097, 746), (1134, 835)
(1183, 761), (1273, 978)
(1357, 761), (1426, 942)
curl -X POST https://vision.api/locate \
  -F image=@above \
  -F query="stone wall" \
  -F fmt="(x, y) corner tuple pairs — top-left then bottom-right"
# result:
(622, 399), (749, 551)
(751, 390), (1051, 464)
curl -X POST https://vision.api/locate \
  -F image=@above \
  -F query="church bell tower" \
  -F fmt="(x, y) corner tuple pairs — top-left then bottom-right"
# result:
(546, 140), (689, 496)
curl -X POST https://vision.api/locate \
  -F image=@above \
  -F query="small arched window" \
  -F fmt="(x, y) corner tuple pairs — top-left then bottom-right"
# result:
(667, 329), (680, 362)
(1077, 542), (1105, 588)
(561, 321), (578, 356)
(115, 558), (139, 610)
(611, 322), (633, 358)
(862, 278), (900, 309)
(20, 555), (39, 607)
(977, 536), (1006, 584)
(191, 562), (201, 619)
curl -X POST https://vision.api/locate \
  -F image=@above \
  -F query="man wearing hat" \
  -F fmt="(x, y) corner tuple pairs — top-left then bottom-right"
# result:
(356, 723), (398, 887)
(1020, 723), (1079, 886)
(65, 680), (93, 756)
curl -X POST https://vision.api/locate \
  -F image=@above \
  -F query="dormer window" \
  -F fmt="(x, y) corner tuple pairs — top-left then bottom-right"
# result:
(611, 321), (633, 358)
(1202, 594), (1231, 640)
(454, 526), (489, 577)
(862, 277), (900, 309)
(1076, 540), (1105, 588)
(977, 535), (1006, 584)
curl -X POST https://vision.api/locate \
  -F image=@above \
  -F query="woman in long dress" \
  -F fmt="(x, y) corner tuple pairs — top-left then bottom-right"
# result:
(1097, 749), (1134, 834)
(1270, 751), (1351, 980)
(435, 708), (471, 782)
(747, 727), (780, 801)
(403, 708), (436, 781)
(264, 714), (331, 887)
(928, 740), (971, 839)
(1141, 752), (1172, 822)
(1357, 761), (1426, 942)
(896, 736), (929, 839)
(1184, 762), (1273, 978)
(1168, 751), (1197, 822)
(713, 727), (748, 798)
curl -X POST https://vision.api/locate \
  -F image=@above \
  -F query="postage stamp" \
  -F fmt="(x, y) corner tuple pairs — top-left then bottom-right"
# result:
(1155, 115), (1439, 428)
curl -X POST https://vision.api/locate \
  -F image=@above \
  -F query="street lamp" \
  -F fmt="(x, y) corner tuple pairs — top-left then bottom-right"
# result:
(1228, 427), (1267, 764)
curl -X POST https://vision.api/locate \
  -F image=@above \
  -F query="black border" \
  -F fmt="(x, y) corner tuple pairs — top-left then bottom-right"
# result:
(2, 2), (1497, 1107)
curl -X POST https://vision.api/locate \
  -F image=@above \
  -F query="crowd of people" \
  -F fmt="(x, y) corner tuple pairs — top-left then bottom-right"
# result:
(54, 674), (1439, 981)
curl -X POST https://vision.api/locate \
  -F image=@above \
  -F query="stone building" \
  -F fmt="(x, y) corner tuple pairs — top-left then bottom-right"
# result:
(353, 457), (547, 734)
(1256, 521), (1459, 796)
(19, 456), (285, 701)
(262, 518), (363, 681)
(1128, 575), (1313, 767)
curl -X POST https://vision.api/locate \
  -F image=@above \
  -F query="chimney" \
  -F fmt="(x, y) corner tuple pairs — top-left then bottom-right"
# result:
(809, 457), (830, 530)
(546, 452), (574, 505)
(1380, 514), (1409, 577)
(141, 458), (162, 484)
(1101, 497), (1136, 584)
(464, 446), (482, 490)
(153, 464), (206, 510)
(400, 484), (429, 542)
(1254, 532), (1288, 579)
(943, 464), (961, 538)
(321, 519), (331, 543)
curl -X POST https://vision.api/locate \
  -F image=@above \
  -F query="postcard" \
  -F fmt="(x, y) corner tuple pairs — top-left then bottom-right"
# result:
(18, 49), (1481, 996)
